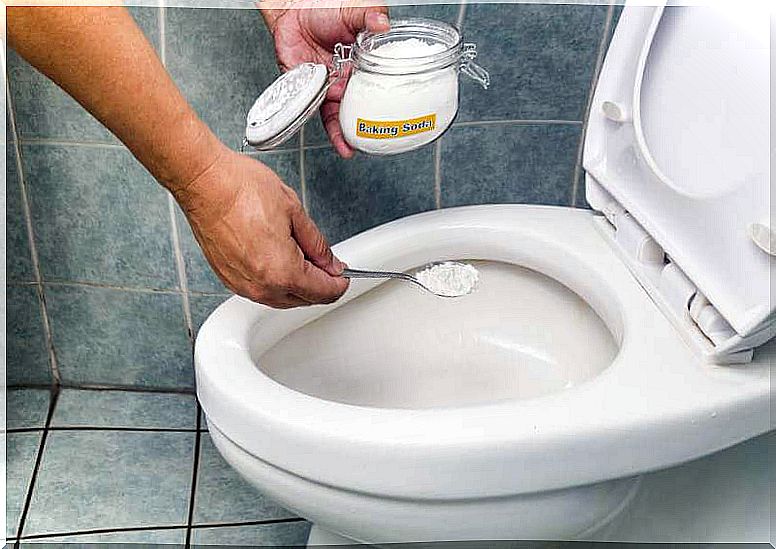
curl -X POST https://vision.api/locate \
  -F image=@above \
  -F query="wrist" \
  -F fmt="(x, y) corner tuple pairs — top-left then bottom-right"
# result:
(153, 117), (228, 199)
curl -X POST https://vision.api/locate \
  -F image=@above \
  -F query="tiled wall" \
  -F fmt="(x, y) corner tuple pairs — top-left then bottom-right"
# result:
(6, 2), (618, 390)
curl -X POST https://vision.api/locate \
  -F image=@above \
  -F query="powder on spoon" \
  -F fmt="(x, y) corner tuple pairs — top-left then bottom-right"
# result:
(414, 262), (479, 297)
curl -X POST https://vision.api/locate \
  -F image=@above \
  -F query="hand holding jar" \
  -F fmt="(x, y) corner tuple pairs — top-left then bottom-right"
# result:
(245, 17), (490, 157)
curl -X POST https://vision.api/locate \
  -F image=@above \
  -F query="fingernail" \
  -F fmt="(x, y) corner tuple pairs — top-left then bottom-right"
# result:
(334, 258), (347, 274)
(376, 13), (390, 27)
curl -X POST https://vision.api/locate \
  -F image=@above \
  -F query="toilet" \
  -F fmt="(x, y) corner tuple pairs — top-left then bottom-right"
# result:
(195, 2), (773, 544)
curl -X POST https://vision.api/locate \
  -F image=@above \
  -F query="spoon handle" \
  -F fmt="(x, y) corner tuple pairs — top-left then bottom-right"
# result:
(340, 268), (416, 283)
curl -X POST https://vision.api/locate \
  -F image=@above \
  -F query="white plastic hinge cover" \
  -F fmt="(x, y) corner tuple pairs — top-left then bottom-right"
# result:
(748, 222), (776, 256)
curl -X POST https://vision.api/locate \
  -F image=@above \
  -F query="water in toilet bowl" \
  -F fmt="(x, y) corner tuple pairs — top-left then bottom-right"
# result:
(258, 260), (618, 409)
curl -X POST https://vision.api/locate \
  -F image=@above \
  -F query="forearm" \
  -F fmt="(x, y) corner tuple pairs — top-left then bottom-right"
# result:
(7, 6), (223, 194)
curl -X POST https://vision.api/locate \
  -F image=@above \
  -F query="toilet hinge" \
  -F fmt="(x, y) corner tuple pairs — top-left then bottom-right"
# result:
(586, 174), (752, 363)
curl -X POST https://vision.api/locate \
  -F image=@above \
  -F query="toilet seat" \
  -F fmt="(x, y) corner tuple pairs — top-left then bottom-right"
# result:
(195, 205), (772, 501)
(583, 3), (773, 363)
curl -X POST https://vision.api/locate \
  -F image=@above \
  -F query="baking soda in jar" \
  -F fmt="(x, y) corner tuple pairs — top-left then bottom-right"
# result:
(243, 18), (489, 156)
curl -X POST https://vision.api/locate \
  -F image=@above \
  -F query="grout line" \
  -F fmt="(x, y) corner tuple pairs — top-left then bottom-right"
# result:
(6, 281), (38, 287)
(17, 524), (187, 541)
(433, 140), (442, 210)
(45, 426), (199, 433)
(452, 119), (583, 128)
(184, 402), (204, 548)
(456, 0), (467, 31)
(158, 0), (166, 64)
(167, 196), (195, 339)
(190, 517), (307, 530)
(570, 1), (615, 208)
(55, 382), (196, 395)
(159, 0), (195, 342)
(43, 279), (181, 294)
(6, 83), (61, 386)
(188, 290), (232, 297)
(301, 142), (330, 152)
(16, 387), (61, 540)
(5, 384), (55, 392)
(16, 518), (307, 541)
(299, 127), (308, 210)
(17, 137), (124, 149)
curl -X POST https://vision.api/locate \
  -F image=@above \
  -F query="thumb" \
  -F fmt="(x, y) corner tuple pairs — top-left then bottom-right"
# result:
(344, 6), (390, 35)
(290, 207), (347, 276)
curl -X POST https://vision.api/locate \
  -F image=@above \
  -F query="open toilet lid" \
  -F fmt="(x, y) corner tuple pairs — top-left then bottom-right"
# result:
(583, 1), (773, 350)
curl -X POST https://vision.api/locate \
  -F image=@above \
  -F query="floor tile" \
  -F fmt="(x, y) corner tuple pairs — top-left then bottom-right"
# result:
(193, 434), (295, 525)
(7, 8), (160, 143)
(176, 150), (301, 294)
(165, 7), (293, 151)
(23, 527), (186, 545)
(189, 294), (230, 337)
(7, 144), (34, 283)
(7, 389), (51, 430)
(45, 285), (193, 389)
(51, 389), (197, 430)
(24, 431), (194, 536)
(457, 3), (608, 122)
(7, 432), (43, 537)
(7, 285), (52, 387)
(21, 144), (178, 289)
(306, 146), (436, 244)
(191, 521), (311, 547)
(440, 123), (581, 207)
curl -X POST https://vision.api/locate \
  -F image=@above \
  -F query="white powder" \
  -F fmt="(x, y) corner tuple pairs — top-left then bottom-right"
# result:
(340, 38), (458, 155)
(415, 262), (479, 297)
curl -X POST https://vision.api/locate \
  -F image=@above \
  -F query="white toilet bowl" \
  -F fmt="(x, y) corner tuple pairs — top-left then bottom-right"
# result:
(195, 2), (773, 543)
(196, 206), (772, 543)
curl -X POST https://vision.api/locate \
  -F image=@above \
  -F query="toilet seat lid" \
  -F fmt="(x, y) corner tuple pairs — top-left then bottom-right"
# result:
(583, 2), (773, 338)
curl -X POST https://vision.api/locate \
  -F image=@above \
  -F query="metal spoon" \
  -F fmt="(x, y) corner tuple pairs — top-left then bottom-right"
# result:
(340, 261), (475, 298)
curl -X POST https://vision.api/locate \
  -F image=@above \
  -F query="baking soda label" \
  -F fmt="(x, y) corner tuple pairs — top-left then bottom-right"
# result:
(356, 114), (436, 139)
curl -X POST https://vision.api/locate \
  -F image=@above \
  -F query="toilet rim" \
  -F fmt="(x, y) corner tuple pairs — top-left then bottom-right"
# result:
(195, 205), (772, 500)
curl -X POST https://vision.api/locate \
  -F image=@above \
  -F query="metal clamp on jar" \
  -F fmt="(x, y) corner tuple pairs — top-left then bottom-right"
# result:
(243, 18), (489, 156)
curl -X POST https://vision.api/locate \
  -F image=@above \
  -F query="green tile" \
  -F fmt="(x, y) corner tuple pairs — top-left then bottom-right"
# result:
(458, 3), (608, 122)
(165, 7), (295, 151)
(7, 432), (42, 537)
(190, 521), (311, 547)
(45, 285), (193, 388)
(24, 431), (195, 536)
(7, 285), (52, 386)
(441, 124), (581, 207)
(51, 389), (196, 429)
(193, 434), (295, 525)
(7, 389), (51, 430)
(190, 294), (229, 336)
(7, 144), (34, 282)
(22, 144), (178, 289)
(23, 527), (185, 545)
(306, 146), (435, 244)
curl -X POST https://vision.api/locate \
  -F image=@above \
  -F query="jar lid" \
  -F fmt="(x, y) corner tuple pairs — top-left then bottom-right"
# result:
(245, 63), (329, 150)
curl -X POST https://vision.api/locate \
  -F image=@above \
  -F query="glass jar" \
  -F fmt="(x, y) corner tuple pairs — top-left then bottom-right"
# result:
(335, 18), (490, 155)
(243, 18), (488, 156)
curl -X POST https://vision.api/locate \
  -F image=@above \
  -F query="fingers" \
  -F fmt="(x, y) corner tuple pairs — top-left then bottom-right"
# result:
(290, 204), (346, 275)
(320, 100), (355, 159)
(288, 258), (349, 305)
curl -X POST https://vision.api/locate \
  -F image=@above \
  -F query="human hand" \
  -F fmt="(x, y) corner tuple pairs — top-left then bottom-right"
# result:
(173, 145), (349, 308)
(260, 0), (390, 158)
